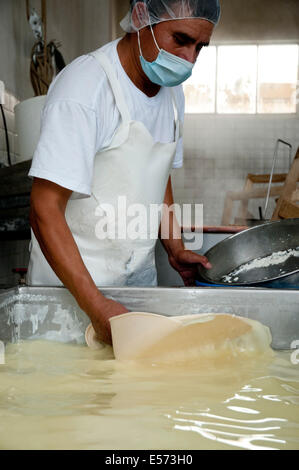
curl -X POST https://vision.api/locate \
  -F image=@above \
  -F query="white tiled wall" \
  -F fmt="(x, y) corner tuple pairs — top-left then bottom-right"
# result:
(0, 89), (19, 167)
(172, 114), (299, 226)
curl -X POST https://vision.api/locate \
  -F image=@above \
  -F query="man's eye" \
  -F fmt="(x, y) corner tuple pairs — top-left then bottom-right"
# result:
(174, 35), (185, 46)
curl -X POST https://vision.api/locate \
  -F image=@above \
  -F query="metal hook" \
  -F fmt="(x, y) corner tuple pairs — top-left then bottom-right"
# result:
(263, 139), (293, 220)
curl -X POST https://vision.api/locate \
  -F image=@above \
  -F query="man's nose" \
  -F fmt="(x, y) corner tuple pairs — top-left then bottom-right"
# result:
(182, 48), (198, 64)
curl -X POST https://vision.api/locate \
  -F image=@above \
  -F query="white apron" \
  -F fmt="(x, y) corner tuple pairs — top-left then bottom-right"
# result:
(27, 50), (181, 287)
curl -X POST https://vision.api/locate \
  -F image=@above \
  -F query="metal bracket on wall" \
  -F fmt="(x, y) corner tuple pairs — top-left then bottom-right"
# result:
(263, 139), (293, 220)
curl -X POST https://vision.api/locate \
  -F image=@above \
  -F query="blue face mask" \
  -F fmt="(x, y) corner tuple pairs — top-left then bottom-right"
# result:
(138, 26), (194, 87)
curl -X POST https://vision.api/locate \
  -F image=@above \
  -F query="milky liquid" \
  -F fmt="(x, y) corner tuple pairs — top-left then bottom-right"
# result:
(0, 340), (299, 450)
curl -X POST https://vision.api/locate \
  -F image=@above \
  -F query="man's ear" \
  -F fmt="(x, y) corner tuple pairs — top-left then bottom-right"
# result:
(131, 1), (150, 30)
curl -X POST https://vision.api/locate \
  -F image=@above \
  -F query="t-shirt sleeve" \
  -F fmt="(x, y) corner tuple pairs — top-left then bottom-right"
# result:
(172, 85), (185, 169)
(29, 100), (97, 199)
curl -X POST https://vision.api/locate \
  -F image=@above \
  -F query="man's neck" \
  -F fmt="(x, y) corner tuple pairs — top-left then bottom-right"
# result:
(117, 34), (161, 98)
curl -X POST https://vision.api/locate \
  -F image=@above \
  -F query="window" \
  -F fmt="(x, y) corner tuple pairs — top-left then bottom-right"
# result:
(184, 46), (216, 113)
(183, 44), (299, 114)
(257, 45), (298, 114)
(217, 46), (257, 114)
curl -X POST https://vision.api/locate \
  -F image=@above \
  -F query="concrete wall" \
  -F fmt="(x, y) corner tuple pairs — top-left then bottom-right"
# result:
(213, 0), (299, 43)
(0, 0), (111, 101)
(79, 0), (112, 55)
(111, 0), (130, 40)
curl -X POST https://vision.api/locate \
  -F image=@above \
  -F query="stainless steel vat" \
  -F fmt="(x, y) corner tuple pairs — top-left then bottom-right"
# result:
(0, 286), (298, 350)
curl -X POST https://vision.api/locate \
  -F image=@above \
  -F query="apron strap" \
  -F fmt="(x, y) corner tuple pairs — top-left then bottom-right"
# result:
(90, 50), (131, 123)
(91, 49), (180, 142)
(170, 89), (180, 142)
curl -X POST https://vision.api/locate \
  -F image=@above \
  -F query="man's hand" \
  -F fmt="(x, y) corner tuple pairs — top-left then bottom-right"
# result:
(168, 248), (212, 287)
(90, 298), (130, 345)
(159, 176), (212, 287)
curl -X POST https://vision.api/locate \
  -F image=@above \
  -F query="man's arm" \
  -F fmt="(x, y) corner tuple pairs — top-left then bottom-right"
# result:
(30, 178), (129, 344)
(159, 176), (211, 286)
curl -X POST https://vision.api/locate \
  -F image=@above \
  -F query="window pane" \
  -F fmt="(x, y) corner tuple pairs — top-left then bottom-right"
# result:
(183, 46), (216, 113)
(217, 46), (257, 114)
(258, 45), (298, 114)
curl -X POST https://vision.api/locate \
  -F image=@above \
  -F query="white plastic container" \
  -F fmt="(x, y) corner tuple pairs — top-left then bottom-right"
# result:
(14, 95), (46, 163)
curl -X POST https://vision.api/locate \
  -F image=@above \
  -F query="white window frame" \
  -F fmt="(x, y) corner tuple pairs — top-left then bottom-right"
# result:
(184, 41), (299, 117)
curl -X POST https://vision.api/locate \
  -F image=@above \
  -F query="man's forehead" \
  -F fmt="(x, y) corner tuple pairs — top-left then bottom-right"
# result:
(157, 18), (214, 37)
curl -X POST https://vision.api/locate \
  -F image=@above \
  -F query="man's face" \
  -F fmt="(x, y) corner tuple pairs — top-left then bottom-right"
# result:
(138, 18), (214, 65)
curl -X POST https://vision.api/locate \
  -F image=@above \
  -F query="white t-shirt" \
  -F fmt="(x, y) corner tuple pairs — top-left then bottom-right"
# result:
(29, 38), (185, 198)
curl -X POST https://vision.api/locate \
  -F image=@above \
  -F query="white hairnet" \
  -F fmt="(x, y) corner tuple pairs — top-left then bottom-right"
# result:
(121, 0), (221, 33)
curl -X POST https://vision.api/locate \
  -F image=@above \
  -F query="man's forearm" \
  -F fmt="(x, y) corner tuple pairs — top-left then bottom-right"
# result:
(30, 205), (106, 317)
(29, 178), (128, 344)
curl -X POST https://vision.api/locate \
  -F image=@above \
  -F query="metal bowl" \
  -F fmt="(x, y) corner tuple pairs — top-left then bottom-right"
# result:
(198, 218), (299, 287)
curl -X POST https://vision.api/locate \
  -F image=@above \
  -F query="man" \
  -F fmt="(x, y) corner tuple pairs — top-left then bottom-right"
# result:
(28, 0), (220, 344)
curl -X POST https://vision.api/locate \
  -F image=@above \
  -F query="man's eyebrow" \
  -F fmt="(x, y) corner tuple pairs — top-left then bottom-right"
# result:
(198, 41), (210, 47)
(173, 32), (210, 47)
